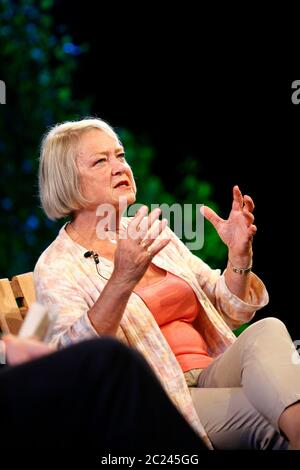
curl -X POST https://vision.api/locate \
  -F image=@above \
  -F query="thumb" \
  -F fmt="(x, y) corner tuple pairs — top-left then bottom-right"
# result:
(200, 205), (223, 230)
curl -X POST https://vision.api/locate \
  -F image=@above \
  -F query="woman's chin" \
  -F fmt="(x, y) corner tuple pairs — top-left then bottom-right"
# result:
(109, 192), (136, 208)
(90, 191), (136, 213)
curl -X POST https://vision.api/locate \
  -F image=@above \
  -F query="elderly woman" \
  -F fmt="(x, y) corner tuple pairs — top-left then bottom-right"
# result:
(35, 118), (300, 450)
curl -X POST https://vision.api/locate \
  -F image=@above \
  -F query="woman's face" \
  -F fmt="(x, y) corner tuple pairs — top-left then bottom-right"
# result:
(76, 129), (136, 210)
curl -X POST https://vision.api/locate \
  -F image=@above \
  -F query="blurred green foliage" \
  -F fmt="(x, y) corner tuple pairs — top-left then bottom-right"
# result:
(0, 0), (91, 277)
(0, 0), (227, 279)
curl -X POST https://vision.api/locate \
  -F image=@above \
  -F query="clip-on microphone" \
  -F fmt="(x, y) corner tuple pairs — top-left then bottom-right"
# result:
(84, 251), (99, 264)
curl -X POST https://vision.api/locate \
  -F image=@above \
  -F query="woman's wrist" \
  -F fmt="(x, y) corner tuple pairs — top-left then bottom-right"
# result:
(228, 250), (253, 270)
(228, 259), (252, 275)
(110, 270), (137, 293)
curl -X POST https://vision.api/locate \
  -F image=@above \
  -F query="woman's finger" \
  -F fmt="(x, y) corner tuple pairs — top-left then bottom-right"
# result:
(138, 208), (162, 239)
(249, 224), (257, 236)
(232, 185), (244, 211)
(243, 195), (255, 213)
(127, 205), (149, 239)
(142, 218), (168, 246)
(243, 210), (255, 226)
(146, 208), (162, 230)
(200, 206), (223, 231)
(148, 237), (171, 258)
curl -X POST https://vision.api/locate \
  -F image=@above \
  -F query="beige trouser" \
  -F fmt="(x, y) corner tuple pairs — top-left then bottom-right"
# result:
(188, 317), (300, 449)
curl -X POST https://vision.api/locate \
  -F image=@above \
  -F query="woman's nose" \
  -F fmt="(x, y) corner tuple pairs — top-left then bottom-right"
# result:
(111, 159), (126, 175)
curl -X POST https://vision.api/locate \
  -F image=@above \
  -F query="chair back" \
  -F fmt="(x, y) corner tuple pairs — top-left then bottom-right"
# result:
(0, 272), (36, 335)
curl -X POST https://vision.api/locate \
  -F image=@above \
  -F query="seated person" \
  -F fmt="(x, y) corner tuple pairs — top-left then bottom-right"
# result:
(0, 335), (206, 452)
(34, 118), (298, 449)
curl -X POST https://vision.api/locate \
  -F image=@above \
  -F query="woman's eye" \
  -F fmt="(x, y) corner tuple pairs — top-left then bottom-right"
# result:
(94, 158), (107, 166)
(117, 154), (126, 161)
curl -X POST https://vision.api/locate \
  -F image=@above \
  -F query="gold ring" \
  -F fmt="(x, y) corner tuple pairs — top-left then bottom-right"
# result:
(140, 240), (147, 248)
(147, 246), (152, 256)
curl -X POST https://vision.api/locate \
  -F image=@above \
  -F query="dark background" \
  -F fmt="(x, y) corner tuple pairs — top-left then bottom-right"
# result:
(78, 62), (298, 337)
(57, 2), (298, 336)
(1, 1), (299, 338)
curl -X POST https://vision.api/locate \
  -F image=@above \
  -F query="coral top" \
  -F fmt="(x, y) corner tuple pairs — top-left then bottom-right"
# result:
(135, 270), (214, 372)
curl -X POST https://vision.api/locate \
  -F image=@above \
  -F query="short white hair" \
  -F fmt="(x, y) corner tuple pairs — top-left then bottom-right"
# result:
(39, 118), (120, 220)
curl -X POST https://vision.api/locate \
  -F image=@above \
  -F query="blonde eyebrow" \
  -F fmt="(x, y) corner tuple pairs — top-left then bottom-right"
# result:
(88, 148), (125, 159)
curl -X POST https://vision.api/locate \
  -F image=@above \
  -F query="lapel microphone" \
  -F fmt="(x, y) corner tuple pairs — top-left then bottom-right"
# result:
(84, 251), (99, 264)
(84, 250), (111, 280)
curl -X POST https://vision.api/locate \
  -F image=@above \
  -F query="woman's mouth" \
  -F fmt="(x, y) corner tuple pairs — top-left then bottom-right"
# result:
(113, 180), (131, 189)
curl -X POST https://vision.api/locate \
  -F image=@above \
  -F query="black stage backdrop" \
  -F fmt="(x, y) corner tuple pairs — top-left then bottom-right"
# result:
(55, 3), (300, 338)
(1, 0), (297, 340)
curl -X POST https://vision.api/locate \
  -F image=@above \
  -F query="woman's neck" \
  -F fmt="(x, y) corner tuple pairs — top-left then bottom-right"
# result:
(68, 209), (122, 246)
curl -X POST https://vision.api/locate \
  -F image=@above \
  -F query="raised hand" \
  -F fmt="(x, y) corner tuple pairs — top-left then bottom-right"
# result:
(201, 185), (256, 263)
(113, 206), (170, 287)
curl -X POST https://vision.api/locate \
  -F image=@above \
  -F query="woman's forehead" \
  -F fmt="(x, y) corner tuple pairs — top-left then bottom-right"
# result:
(78, 129), (122, 158)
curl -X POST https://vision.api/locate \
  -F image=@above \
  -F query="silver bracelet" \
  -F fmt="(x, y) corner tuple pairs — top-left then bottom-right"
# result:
(229, 259), (252, 275)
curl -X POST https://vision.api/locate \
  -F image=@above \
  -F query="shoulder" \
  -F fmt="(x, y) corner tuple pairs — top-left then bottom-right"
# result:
(34, 224), (78, 276)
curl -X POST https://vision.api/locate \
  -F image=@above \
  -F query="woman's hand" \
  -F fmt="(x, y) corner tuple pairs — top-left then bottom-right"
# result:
(201, 185), (256, 266)
(112, 206), (171, 288)
(87, 206), (170, 336)
(3, 334), (56, 366)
